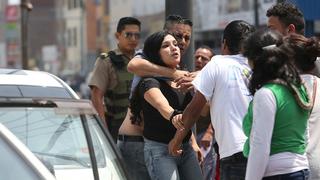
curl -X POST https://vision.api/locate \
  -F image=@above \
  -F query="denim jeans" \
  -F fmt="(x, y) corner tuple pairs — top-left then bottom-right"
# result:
(196, 132), (217, 180)
(263, 169), (309, 180)
(117, 140), (151, 180)
(202, 147), (216, 180)
(144, 138), (203, 180)
(220, 152), (247, 180)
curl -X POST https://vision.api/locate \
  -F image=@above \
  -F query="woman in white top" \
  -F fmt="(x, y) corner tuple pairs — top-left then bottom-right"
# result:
(284, 33), (320, 180)
(242, 29), (312, 180)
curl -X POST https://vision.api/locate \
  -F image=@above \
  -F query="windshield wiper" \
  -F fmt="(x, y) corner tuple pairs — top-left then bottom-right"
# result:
(33, 151), (91, 168)
(42, 115), (73, 152)
(0, 99), (57, 107)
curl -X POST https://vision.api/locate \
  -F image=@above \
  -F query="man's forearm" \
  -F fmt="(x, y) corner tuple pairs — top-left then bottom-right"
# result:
(128, 57), (177, 78)
(174, 106), (202, 142)
(90, 89), (106, 127)
(175, 91), (207, 141)
(92, 97), (105, 121)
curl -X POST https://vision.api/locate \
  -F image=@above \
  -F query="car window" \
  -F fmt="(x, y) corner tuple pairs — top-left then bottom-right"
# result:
(87, 116), (127, 180)
(0, 137), (43, 180)
(0, 108), (91, 168)
(0, 107), (127, 180)
(0, 85), (72, 98)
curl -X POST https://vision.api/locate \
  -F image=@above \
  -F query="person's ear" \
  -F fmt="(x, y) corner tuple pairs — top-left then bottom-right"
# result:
(115, 32), (120, 40)
(287, 24), (296, 34)
(221, 39), (228, 54)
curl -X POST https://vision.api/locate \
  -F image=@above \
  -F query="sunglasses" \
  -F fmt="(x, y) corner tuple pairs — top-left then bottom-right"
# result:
(124, 32), (140, 39)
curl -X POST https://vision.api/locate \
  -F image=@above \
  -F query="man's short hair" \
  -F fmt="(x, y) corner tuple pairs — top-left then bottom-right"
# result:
(266, 3), (305, 35)
(116, 17), (141, 33)
(163, 14), (193, 31)
(196, 45), (215, 56)
(223, 20), (255, 55)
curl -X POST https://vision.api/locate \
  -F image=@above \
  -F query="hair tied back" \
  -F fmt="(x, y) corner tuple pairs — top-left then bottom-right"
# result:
(262, 44), (277, 50)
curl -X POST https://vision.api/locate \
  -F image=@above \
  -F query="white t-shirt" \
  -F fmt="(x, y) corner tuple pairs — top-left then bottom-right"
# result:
(302, 74), (320, 180)
(192, 54), (252, 159)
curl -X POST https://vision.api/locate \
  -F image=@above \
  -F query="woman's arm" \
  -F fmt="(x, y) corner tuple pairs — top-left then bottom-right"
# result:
(128, 57), (188, 79)
(191, 133), (203, 164)
(245, 88), (276, 180)
(144, 87), (175, 120)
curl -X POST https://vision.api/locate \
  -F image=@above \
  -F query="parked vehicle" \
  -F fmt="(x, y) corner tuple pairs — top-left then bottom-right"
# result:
(0, 123), (56, 180)
(0, 69), (128, 180)
(0, 68), (79, 99)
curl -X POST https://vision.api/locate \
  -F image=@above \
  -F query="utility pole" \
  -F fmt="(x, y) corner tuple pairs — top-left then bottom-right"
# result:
(20, 0), (32, 69)
(165, 0), (194, 71)
(80, 0), (86, 76)
(254, 0), (259, 27)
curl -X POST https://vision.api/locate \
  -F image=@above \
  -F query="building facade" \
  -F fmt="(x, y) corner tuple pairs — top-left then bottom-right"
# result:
(0, 0), (319, 77)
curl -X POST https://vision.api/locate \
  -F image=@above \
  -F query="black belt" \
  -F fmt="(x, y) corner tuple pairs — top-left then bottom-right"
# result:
(220, 152), (247, 163)
(118, 134), (144, 142)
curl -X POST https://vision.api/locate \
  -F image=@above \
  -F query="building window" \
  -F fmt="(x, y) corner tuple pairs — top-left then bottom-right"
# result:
(96, 21), (101, 36)
(104, 0), (109, 15)
(67, 29), (72, 46)
(73, 0), (78, 9)
(67, 0), (72, 9)
(67, 0), (79, 9)
(73, 28), (77, 46)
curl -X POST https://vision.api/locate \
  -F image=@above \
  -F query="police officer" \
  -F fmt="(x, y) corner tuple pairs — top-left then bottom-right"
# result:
(89, 17), (141, 142)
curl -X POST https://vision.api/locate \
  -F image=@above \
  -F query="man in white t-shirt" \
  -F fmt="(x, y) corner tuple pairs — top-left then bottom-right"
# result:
(168, 20), (255, 180)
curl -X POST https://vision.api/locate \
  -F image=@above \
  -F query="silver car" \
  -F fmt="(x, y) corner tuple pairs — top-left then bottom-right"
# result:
(0, 69), (128, 180)
(0, 123), (56, 180)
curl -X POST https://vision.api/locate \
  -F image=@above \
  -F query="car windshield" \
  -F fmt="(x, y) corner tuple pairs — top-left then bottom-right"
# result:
(0, 85), (72, 98)
(0, 106), (126, 180)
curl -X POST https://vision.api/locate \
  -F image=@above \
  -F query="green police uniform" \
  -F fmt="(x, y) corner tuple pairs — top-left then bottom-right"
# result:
(89, 48), (133, 142)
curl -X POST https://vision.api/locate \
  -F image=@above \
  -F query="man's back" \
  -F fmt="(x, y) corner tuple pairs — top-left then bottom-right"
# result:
(192, 54), (252, 158)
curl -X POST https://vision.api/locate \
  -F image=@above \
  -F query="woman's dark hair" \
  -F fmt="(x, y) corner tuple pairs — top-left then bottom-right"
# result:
(284, 34), (320, 73)
(130, 31), (173, 124)
(142, 31), (172, 67)
(243, 29), (302, 96)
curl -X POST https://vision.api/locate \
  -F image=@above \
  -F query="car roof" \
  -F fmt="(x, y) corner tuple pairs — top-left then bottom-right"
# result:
(0, 69), (64, 87)
(0, 69), (79, 99)
(0, 98), (97, 115)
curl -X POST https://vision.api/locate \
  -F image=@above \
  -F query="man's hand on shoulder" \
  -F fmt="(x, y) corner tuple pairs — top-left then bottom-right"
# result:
(187, 71), (199, 79)
(172, 69), (189, 79)
(174, 71), (200, 92)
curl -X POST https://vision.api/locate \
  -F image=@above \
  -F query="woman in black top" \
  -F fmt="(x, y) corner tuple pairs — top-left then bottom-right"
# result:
(130, 31), (203, 180)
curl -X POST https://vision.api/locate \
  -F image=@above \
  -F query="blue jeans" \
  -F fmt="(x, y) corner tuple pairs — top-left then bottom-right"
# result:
(263, 169), (309, 180)
(196, 132), (217, 180)
(144, 138), (203, 180)
(220, 152), (247, 180)
(117, 140), (151, 180)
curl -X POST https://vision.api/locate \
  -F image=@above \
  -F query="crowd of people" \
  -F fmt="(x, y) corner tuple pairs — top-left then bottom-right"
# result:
(87, 2), (320, 180)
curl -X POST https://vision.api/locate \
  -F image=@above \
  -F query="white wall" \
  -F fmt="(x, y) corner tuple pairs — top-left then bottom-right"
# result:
(195, 0), (276, 31)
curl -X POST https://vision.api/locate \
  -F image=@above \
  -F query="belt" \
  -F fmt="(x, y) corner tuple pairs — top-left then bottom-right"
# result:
(118, 134), (144, 142)
(220, 152), (247, 163)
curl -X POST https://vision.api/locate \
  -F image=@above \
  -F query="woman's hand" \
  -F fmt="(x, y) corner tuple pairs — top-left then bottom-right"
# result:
(191, 137), (204, 165)
(171, 114), (184, 130)
(174, 76), (194, 92)
(168, 137), (183, 156)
